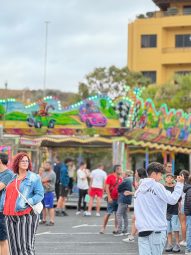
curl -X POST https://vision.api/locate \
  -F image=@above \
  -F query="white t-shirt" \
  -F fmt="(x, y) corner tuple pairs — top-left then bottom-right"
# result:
(77, 169), (89, 190)
(91, 168), (107, 189)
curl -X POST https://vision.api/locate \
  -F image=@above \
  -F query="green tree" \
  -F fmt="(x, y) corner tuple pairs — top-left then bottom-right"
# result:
(77, 65), (150, 100)
(142, 74), (191, 111)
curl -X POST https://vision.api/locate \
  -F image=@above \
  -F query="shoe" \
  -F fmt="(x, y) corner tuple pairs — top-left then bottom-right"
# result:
(96, 212), (100, 217)
(172, 244), (180, 253)
(99, 228), (105, 234)
(46, 222), (54, 226)
(39, 220), (46, 225)
(165, 244), (173, 252)
(84, 211), (91, 216)
(122, 231), (130, 236)
(179, 240), (187, 246)
(113, 231), (123, 236)
(62, 211), (68, 216)
(76, 211), (81, 215)
(123, 235), (135, 242)
(55, 211), (62, 216)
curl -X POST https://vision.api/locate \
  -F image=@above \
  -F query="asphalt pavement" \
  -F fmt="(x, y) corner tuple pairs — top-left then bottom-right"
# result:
(35, 209), (186, 255)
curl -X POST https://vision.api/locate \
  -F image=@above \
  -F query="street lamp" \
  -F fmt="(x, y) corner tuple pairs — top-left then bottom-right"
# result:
(43, 21), (50, 98)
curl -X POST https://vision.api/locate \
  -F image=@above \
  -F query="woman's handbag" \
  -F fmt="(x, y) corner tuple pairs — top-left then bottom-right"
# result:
(16, 178), (43, 214)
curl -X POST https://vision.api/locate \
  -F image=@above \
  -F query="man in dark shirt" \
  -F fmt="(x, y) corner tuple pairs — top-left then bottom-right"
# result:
(165, 174), (181, 253)
(54, 156), (62, 201)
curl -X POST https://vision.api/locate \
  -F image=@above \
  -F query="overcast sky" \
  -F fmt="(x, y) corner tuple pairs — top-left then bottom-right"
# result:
(0, 0), (157, 93)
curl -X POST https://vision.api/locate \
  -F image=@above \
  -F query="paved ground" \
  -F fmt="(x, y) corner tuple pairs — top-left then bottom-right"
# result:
(35, 209), (186, 255)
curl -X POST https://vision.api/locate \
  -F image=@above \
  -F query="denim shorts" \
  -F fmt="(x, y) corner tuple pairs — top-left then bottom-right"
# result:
(167, 215), (180, 233)
(107, 200), (118, 215)
(0, 212), (7, 241)
(43, 191), (54, 208)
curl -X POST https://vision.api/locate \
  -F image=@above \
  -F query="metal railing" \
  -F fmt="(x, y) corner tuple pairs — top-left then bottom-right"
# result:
(137, 8), (191, 19)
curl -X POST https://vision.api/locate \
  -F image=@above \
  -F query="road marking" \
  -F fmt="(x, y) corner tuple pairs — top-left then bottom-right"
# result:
(37, 241), (126, 244)
(36, 231), (50, 236)
(36, 232), (114, 235)
(37, 253), (137, 255)
(72, 224), (88, 228)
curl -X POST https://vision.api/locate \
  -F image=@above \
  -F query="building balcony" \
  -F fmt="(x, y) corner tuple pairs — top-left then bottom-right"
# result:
(137, 7), (191, 19)
(162, 47), (191, 53)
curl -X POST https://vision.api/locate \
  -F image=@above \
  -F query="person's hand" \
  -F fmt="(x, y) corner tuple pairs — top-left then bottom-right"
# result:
(176, 175), (184, 184)
(108, 197), (113, 203)
(124, 191), (132, 196)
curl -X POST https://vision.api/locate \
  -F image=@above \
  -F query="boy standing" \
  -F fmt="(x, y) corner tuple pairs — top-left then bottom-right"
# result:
(165, 174), (181, 252)
(134, 162), (184, 255)
(114, 171), (132, 236)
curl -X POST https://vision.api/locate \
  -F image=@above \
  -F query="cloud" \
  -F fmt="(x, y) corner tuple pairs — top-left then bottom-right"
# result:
(0, 0), (156, 92)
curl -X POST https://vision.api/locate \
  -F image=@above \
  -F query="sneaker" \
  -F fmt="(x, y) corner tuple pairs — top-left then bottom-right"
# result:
(76, 211), (81, 215)
(62, 211), (68, 216)
(113, 231), (123, 236)
(123, 235), (135, 242)
(122, 231), (130, 236)
(46, 222), (54, 226)
(179, 240), (187, 246)
(96, 212), (100, 217)
(84, 211), (91, 216)
(39, 220), (46, 225)
(172, 244), (180, 253)
(99, 228), (105, 234)
(165, 244), (173, 252)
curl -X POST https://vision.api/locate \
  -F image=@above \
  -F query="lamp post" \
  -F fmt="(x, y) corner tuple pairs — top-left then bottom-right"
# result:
(43, 21), (50, 98)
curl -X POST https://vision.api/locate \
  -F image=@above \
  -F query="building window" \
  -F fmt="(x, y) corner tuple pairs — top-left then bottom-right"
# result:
(175, 71), (191, 75)
(141, 35), (157, 48)
(183, 6), (191, 15)
(175, 34), (191, 47)
(142, 71), (157, 83)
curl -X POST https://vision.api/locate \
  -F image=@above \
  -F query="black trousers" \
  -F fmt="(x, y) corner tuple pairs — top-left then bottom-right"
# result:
(78, 189), (88, 211)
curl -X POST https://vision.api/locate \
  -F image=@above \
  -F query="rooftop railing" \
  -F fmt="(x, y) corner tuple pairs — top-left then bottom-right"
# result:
(137, 7), (191, 19)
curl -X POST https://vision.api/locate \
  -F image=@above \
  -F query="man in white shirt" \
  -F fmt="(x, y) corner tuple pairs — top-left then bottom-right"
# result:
(76, 162), (90, 215)
(134, 162), (184, 255)
(84, 164), (107, 217)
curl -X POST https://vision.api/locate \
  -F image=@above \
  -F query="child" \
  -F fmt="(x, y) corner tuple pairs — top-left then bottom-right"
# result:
(183, 175), (191, 254)
(114, 171), (132, 236)
(165, 174), (181, 253)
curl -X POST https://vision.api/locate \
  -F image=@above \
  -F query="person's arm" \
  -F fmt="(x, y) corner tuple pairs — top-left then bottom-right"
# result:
(27, 175), (44, 205)
(155, 181), (183, 205)
(0, 182), (6, 191)
(105, 183), (112, 203)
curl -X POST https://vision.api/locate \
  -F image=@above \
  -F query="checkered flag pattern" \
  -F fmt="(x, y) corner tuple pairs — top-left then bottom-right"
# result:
(114, 101), (130, 127)
(132, 102), (141, 128)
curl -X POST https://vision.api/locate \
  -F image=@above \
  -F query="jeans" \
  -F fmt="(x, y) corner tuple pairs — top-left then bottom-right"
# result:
(138, 231), (166, 255)
(116, 203), (128, 233)
(186, 216), (191, 252)
(78, 189), (88, 211)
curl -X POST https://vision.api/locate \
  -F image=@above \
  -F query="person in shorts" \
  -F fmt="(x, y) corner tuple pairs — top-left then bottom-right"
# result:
(55, 158), (71, 216)
(0, 153), (14, 255)
(100, 165), (122, 234)
(165, 174), (181, 253)
(41, 161), (56, 226)
(84, 164), (107, 216)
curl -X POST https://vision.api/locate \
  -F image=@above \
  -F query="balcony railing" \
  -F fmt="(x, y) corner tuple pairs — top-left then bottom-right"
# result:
(137, 8), (191, 19)
(162, 47), (191, 53)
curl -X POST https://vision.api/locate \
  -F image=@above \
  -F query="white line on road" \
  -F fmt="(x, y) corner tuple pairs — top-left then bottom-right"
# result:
(37, 241), (125, 244)
(37, 253), (137, 255)
(36, 231), (50, 236)
(36, 232), (114, 235)
(72, 224), (88, 228)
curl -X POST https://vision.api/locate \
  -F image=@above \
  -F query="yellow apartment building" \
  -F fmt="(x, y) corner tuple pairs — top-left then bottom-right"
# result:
(128, 0), (191, 84)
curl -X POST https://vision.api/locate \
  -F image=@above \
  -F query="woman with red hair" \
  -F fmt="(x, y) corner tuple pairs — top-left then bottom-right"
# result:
(3, 152), (44, 255)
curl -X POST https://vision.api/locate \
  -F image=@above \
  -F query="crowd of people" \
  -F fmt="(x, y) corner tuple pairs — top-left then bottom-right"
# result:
(0, 151), (191, 255)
